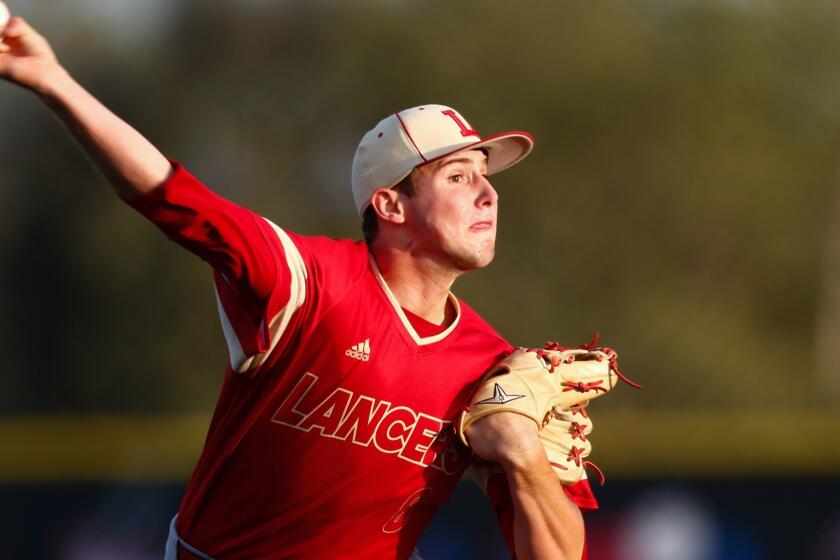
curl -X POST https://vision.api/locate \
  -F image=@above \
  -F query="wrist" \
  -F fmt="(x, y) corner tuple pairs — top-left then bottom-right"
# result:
(496, 431), (547, 473)
(34, 64), (73, 101)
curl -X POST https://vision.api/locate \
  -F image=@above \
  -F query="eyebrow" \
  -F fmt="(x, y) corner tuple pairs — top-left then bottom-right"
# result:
(437, 156), (488, 170)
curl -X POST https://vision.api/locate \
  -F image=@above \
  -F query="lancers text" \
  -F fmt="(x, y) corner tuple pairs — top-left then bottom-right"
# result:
(272, 373), (466, 475)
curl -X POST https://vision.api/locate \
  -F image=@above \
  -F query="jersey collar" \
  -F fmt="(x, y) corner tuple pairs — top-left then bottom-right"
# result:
(369, 255), (461, 346)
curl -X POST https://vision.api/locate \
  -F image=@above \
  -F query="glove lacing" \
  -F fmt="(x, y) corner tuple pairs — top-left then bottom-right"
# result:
(536, 331), (643, 390)
(549, 404), (608, 485)
(531, 333), (640, 485)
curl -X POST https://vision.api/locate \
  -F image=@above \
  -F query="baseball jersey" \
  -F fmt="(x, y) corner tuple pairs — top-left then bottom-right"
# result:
(126, 163), (596, 559)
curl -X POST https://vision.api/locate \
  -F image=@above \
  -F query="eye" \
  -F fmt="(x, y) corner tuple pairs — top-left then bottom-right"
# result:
(449, 173), (465, 184)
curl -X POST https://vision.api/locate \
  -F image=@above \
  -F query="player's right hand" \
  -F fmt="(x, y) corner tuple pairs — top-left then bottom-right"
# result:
(0, 17), (62, 92)
(464, 411), (545, 468)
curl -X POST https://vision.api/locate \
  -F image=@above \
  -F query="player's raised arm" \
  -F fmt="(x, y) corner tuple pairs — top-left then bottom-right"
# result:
(0, 13), (294, 372)
(0, 15), (171, 198)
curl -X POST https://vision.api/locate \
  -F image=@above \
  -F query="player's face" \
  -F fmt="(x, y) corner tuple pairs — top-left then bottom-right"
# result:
(403, 149), (498, 271)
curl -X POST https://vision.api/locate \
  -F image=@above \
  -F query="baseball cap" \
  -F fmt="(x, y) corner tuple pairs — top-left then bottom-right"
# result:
(351, 104), (534, 215)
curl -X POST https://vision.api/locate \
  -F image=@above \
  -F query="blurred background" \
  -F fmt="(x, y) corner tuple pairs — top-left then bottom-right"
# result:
(1, 0), (840, 558)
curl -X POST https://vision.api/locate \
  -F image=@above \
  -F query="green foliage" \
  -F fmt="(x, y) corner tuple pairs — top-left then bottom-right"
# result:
(2, 0), (839, 412)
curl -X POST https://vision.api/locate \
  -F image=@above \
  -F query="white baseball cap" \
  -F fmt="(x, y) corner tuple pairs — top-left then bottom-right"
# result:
(351, 104), (534, 215)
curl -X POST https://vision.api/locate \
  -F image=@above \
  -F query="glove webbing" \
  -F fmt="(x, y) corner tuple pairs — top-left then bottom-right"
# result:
(536, 331), (643, 390)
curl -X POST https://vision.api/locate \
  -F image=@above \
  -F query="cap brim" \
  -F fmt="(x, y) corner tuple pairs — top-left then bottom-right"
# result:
(473, 131), (535, 176)
(420, 131), (535, 176)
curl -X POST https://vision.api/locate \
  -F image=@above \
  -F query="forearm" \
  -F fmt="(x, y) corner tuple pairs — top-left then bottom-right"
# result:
(464, 408), (585, 558)
(36, 66), (171, 199)
(502, 451), (584, 560)
(2, 17), (172, 197)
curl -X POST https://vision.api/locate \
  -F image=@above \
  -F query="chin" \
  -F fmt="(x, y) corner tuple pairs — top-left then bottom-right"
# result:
(452, 249), (495, 272)
(475, 250), (495, 269)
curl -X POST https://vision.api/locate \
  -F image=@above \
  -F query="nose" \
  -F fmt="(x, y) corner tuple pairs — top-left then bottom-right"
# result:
(475, 174), (498, 208)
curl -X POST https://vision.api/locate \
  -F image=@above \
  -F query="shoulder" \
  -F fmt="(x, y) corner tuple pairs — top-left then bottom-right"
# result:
(284, 231), (370, 274)
(265, 228), (372, 302)
(258, 221), (368, 272)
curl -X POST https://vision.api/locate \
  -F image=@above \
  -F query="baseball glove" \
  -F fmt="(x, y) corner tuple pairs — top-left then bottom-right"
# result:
(457, 332), (640, 448)
(540, 403), (605, 485)
(469, 402), (602, 488)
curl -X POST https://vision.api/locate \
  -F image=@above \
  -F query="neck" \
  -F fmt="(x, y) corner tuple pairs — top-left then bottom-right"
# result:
(371, 244), (460, 326)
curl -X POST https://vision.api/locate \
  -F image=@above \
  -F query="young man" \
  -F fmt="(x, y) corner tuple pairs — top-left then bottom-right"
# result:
(1, 15), (594, 560)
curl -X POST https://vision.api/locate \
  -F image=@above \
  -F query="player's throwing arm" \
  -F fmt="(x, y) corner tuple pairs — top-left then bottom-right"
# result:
(0, 7), (171, 198)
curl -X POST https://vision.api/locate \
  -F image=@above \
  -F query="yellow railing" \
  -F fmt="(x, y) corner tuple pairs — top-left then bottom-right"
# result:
(1, 411), (838, 481)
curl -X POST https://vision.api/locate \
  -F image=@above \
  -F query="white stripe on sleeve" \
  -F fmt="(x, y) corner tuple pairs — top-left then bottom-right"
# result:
(215, 220), (308, 373)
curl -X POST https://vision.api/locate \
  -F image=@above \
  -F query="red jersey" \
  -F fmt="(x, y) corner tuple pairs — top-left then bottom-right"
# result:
(127, 163), (596, 559)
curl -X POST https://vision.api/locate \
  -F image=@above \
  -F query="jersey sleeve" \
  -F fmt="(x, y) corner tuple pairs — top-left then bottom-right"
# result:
(480, 470), (597, 559)
(124, 162), (306, 372)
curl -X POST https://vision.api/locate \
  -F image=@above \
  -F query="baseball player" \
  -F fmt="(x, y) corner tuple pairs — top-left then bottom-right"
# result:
(1, 15), (598, 560)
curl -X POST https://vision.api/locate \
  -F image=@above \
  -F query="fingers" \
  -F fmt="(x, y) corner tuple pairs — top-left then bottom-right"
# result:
(0, 17), (19, 53)
(2, 16), (19, 38)
(3, 17), (34, 40)
(1, 17), (41, 48)
(0, 20), (9, 53)
(0, 16), (56, 63)
(0, 16), (60, 89)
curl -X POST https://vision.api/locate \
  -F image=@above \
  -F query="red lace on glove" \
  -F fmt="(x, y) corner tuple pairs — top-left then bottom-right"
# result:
(549, 445), (607, 485)
(541, 333), (643, 486)
(570, 421), (588, 442)
(537, 331), (643, 390)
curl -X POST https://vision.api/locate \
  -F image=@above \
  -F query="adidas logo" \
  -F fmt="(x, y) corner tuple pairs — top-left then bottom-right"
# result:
(345, 339), (371, 362)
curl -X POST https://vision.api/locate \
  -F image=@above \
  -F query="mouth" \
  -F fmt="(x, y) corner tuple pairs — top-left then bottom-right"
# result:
(469, 220), (494, 232)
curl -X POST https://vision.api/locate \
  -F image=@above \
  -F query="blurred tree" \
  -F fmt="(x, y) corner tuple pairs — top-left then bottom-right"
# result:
(1, 0), (840, 414)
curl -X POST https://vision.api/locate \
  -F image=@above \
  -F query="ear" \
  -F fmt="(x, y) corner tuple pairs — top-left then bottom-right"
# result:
(370, 188), (406, 225)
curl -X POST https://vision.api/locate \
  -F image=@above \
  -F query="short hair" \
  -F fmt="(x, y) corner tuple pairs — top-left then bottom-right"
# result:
(361, 172), (416, 244)
(360, 149), (487, 244)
